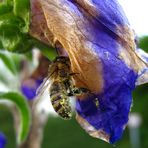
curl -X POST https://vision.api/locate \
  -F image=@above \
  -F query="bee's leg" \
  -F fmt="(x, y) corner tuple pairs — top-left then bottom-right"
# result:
(67, 92), (74, 96)
(73, 87), (99, 108)
(74, 87), (91, 95)
(68, 86), (99, 108)
(67, 87), (91, 96)
(69, 73), (80, 76)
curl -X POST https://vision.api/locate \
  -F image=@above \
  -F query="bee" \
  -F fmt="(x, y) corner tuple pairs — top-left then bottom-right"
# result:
(36, 56), (90, 120)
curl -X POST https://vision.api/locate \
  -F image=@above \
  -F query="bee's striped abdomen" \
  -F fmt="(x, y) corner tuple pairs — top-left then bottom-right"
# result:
(50, 81), (72, 120)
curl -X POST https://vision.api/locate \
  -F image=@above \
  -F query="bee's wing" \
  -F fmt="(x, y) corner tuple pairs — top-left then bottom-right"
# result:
(36, 63), (57, 97)
(33, 76), (51, 110)
(36, 76), (50, 97)
(33, 63), (58, 109)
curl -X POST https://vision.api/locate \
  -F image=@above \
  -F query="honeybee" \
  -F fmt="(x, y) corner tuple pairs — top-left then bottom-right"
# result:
(36, 56), (91, 120)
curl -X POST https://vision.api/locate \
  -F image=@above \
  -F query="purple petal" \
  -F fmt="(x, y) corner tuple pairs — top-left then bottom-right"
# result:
(71, 0), (147, 142)
(76, 69), (137, 143)
(68, 0), (130, 40)
(21, 79), (43, 100)
(0, 132), (7, 148)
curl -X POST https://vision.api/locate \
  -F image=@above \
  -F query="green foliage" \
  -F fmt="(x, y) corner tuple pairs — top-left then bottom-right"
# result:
(0, 92), (31, 144)
(0, 3), (12, 15)
(0, 0), (30, 33)
(139, 36), (148, 52)
(0, 51), (17, 74)
(0, 0), (32, 52)
(0, 0), (57, 60)
(13, 0), (30, 32)
(0, 106), (16, 148)
(132, 84), (148, 148)
(32, 39), (58, 60)
(42, 117), (116, 148)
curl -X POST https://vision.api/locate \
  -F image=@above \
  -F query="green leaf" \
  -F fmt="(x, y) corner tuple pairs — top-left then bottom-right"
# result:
(0, 51), (17, 74)
(139, 36), (148, 52)
(13, 0), (30, 32)
(0, 0), (57, 57)
(33, 39), (58, 60)
(0, 72), (8, 84)
(5, 0), (13, 6)
(0, 92), (31, 144)
(0, 40), (2, 48)
(11, 53), (24, 73)
(0, 3), (12, 15)
(0, 13), (25, 29)
(0, 24), (34, 52)
(38, 45), (57, 61)
(0, 0), (30, 32)
(0, 0), (31, 52)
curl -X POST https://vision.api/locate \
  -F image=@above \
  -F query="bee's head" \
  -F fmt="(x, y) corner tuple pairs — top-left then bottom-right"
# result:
(54, 56), (70, 66)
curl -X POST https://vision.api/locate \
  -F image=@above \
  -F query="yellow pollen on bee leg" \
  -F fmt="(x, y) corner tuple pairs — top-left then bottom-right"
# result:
(60, 99), (66, 105)
(94, 98), (99, 108)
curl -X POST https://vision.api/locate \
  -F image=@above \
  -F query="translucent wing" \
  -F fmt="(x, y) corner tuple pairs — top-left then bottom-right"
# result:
(33, 64), (58, 110)
(33, 76), (51, 110)
(36, 62), (57, 97)
(36, 75), (50, 97)
(33, 60), (59, 111)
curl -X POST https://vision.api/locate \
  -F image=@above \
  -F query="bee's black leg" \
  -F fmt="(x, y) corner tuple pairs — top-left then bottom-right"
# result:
(67, 87), (90, 96)
(69, 73), (80, 76)
(67, 92), (74, 96)
(71, 87), (91, 96)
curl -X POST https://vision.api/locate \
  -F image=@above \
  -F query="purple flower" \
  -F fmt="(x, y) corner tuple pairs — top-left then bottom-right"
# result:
(0, 132), (7, 148)
(21, 78), (43, 100)
(67, 0), (147, 144)
(30, 0), (148, 144)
